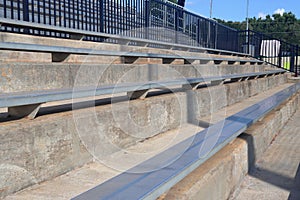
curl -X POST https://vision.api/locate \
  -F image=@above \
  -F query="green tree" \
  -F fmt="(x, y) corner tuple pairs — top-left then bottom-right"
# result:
(214, 12), (300, 46)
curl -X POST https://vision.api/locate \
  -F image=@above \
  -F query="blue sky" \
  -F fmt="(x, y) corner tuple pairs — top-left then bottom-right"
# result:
(185, 0), (300, 21)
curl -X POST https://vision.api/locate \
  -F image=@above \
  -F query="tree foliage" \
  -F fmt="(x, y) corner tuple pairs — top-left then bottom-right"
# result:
(215, 12), (300, 46)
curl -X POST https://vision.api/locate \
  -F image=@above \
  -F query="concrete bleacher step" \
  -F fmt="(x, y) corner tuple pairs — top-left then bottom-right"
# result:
(0, 69), (286, 120)
(0, 69), (289, 198)
(3, 82), (295, 200)
(0, 62), (273, 94)
(0, 30), (289, 199)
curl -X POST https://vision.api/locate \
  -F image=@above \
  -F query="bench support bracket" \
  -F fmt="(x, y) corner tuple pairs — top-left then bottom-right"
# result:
(182, 82), (202, 90)
(8, 103), (42, 119)
(127, 89), (149, 100)
(211, 79), (225, 86)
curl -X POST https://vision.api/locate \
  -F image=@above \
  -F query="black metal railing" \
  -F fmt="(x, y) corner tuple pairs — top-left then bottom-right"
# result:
(239, 30), (299, 76)
(0, 0), (239, 50)
(0, 0), (299, 75)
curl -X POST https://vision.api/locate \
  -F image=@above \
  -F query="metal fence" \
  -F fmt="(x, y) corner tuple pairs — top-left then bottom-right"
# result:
(0, 0), (239, 50)
(0, 0), (299, 75)
(239, 30), (299, 76)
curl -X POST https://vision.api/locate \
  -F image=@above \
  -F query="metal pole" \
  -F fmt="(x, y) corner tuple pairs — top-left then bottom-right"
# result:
(246, 0), (249, 31)
(144, 0), (150, 39)
(210, 0), (213, 19)
(23, 0), (29, 21)
(246, 0), (249, 54)
(175, 10), (179, 44)
(208, 0), (213, 48)
(23, 0), (30, 33)
(295, 45), (299, 77)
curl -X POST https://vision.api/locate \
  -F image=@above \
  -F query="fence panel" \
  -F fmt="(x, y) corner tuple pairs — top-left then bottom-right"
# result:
(0, 0), (241, 52)
(239, 30), (299, 75)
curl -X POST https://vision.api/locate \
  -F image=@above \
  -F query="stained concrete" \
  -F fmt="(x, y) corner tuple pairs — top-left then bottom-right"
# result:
(2, 83), (297, 200)
(233, 106), (300, 200)
(0, 74), (287, 198)
(0, 63), (272, 93)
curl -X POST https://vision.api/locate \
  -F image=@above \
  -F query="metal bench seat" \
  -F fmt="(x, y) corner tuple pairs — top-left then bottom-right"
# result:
(0, 69), (285, 119)
(0, 41), (263, 64)
(72, 81), (300, 200)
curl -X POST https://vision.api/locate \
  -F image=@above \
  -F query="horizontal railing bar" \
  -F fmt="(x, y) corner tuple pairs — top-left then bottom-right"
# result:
(72, 81), (300, 200)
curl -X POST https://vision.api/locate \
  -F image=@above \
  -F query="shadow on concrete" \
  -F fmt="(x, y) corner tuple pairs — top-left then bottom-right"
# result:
(240, 133), (300, 199)
(185, 89), (213, 129)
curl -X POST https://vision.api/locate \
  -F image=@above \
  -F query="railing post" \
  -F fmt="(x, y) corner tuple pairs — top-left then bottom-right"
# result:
(247, 29), (250, 55)
(197, 19), (201, 46)
(23, 0), (30, 33)
(290, 45), (295, 74)
(100, 0), (104, 33)
(215, 22), (218, 49)
(144, 0), (150, 39)
(23, 0), (29, 21)
(175, 9), (179, 44)
(295, 45), (299, 77)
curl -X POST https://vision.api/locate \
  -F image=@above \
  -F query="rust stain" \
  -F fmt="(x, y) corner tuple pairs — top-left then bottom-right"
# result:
(1, 68), (12, 83)
(1, 68), (7, 77)
(0, 186), (8, 193)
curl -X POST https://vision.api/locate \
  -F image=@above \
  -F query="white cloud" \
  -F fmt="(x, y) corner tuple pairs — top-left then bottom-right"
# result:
(274, 8), (285, 16)
(258, 12), (267, 19)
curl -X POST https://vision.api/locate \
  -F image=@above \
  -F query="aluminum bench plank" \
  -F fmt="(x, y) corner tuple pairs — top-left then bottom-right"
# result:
(0, 70), (286, 108)
(0, 42), (263, 63)
(73, 81), (300, 200)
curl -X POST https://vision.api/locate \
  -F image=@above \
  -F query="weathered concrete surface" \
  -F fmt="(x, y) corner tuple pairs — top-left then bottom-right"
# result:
(3, 124), (204, 200)
(160, 138), (248, 200)
(0, 50), (51, 63)
(2, 83), (296, 200)
(233, 104), (300, 200)
(0, 63), (272, 93)
(0, 74), (287, 198)
(288, 75), (300, 83)
(161, 90), (300, 200)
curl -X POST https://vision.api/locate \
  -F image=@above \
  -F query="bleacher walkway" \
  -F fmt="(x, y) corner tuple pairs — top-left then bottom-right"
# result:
(233, 108), (300, 200)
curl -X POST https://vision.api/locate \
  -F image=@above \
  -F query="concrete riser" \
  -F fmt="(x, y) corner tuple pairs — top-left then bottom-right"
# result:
(0, 63), (270, 93)
(161, 90), (300, 200)
(0, 74), (287, 198)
